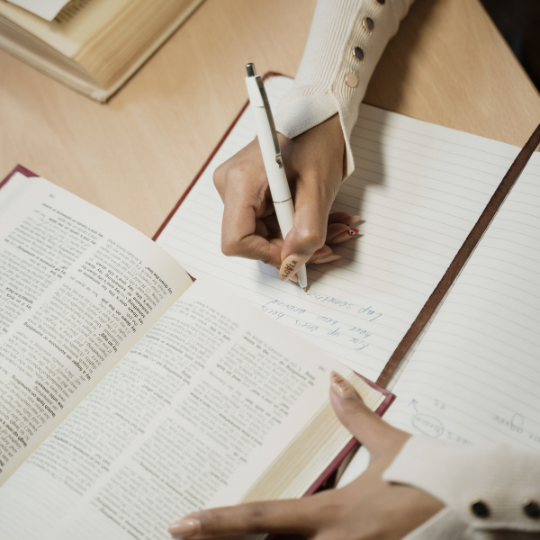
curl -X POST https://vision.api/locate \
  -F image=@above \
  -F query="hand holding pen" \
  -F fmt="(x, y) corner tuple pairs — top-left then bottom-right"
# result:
(213, 65), (362, 288)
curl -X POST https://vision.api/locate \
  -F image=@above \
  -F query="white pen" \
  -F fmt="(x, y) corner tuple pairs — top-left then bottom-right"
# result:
(245, 62), (308, 292)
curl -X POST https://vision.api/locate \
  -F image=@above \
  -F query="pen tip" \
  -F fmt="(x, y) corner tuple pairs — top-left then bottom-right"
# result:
(303, 287), (307, 293)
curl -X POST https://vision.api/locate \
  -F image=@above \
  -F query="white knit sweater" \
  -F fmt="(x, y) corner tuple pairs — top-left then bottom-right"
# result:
(274, 0), (413, 177)
(275, 1), (540, 538)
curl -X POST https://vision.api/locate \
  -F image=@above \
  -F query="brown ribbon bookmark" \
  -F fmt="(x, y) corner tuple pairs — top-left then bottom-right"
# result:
(377, 123), (540, 388)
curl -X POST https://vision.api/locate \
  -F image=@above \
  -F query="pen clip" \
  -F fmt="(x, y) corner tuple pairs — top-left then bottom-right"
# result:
(246, 63), (284, 168)
(254, 77), (283, 168)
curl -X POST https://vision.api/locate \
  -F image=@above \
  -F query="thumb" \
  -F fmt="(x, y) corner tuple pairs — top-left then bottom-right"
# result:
(278, 182), (332, 282)
(329, 372), (409, 458)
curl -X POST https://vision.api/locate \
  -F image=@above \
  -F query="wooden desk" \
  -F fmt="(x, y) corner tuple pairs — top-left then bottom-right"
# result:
(1, 0), (539, 238)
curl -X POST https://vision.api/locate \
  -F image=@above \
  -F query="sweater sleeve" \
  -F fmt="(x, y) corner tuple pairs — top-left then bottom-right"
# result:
(383, 436), (540, 539)
(273, 0), (415, 177)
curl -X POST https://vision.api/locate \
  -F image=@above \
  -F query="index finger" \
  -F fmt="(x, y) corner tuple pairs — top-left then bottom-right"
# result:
(168, 498), (317, 538)
(220, 180), (282, 267)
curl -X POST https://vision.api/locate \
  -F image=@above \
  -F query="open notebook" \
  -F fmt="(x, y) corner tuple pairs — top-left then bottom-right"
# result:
(340, 149), (540, 482)
(156, 75), (540, 453)
(384, 155), (540, 449)
(156, 75), (540, 393)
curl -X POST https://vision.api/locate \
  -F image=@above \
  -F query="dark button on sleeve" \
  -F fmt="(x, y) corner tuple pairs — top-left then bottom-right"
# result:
(523, 500), (540, 519)
(353, 46), (364, 61)
(471, 500), (490, 518)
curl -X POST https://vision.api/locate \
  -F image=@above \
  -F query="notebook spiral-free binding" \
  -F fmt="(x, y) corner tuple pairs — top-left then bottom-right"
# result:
(376, 121), (540, 387)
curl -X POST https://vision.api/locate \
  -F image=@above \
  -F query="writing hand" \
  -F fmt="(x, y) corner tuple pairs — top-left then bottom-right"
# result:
(168, 373), (444, 539)
(213, 114), (361, 282)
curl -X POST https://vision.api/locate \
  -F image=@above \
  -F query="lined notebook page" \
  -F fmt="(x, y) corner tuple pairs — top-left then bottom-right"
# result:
(384, 154), (540, 449)
(156, 76), (522, 380)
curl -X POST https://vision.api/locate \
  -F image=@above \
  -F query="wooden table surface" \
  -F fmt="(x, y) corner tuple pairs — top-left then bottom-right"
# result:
(1, 0), (539, 238)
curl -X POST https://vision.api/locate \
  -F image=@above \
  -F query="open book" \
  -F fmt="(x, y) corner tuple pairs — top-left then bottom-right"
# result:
(156, 75), (540, 448)
(0, 168), (391, 539)
(0, 0), (203, 101)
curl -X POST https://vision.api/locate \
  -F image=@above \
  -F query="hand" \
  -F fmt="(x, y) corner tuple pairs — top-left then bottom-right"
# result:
(168, 373), (444, 540)
(213, 114), (362, 282)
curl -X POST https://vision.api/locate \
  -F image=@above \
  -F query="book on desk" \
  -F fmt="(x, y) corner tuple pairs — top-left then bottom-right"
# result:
(0, 0), (204, 102)
(0, 75), (539, 539)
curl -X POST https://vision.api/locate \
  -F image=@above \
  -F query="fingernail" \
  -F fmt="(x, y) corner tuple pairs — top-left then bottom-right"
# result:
(280, 255), (306, 282)
(331, 371), (353, 397)
(275, 267), (298, 282)
(168, 518), (200, 538)
(314, 253), (342, 264)
(330, 228), (361, 244)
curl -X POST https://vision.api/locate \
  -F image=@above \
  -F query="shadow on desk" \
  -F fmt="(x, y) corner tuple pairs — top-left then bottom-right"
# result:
(364, 0), (440, 115)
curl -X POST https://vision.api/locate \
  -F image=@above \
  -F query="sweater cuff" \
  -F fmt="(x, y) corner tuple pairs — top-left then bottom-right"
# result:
(383, 436), (540, 533)
(274, 0), (414, 178)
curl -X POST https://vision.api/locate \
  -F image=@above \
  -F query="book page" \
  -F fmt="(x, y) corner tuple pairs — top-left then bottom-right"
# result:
(383, 154), (540, 450)
(156, 76), (524, 381)
(0, 278), (383, 540)
(0, 173), (191, 485)
(6, 0), (69, 21)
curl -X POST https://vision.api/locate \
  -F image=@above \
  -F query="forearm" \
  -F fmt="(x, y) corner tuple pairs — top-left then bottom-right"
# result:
(274, 0), (415, 177)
